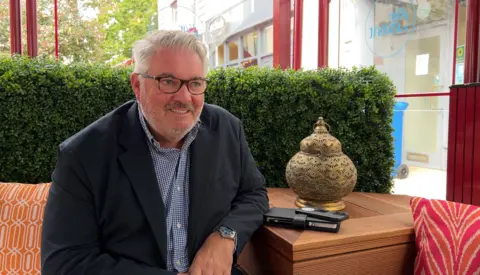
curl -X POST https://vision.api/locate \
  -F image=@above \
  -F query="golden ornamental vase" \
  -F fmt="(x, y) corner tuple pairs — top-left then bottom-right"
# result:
(285, 117), (357, 211)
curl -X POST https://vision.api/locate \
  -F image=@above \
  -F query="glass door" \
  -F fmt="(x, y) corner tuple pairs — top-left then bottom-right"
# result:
(402, 25), (450, 171)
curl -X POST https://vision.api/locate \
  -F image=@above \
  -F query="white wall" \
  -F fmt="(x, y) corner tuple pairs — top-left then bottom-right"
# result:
(328, 0), (339, 68)
(338, 0), (374, 68)
(158, 0), (175, 30)
(338, 0), (355, 68)
(177, 0), (196, 30)
(301, 0), (319, 70)
(355, 0), (374, 67)
(300, 0), (340, 70)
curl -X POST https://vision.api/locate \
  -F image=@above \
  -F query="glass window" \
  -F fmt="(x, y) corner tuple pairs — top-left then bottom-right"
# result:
(455, 1), (467, 84)
(336, 0), (456, 199)
(242, 31), (258, 58)
(262, 25), (273, 54)
(217, 44), (225, 66)
(228, 40), (239, 61)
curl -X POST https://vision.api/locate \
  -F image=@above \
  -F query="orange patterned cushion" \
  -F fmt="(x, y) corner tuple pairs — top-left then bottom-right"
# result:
(410, 196), (480, 275)
(0, 182), (51, 275)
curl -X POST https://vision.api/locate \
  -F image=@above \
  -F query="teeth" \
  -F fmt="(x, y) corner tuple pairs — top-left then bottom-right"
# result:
(171, 109), (188, 114)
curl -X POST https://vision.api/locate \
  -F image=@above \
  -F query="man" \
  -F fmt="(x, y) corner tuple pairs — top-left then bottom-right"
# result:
(41, 30), (269, 275)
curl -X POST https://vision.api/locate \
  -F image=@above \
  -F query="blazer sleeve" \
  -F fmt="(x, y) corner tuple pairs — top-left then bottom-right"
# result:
(218, 120), (270, 261)
(41, 146), (177, 275)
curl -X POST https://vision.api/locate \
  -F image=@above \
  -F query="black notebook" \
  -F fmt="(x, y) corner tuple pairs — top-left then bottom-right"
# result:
(264, 207), (341, 233)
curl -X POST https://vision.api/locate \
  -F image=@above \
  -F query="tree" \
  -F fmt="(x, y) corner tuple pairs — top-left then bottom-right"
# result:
(83, 0), (158, 65)
(0, 0), (104, 63)
(1, 0), (157, 65)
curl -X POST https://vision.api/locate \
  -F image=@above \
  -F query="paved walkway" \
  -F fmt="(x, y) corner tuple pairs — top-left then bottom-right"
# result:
(392, 166), (447, 200)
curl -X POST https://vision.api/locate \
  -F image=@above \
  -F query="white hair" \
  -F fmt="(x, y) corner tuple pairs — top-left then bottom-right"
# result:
(132, 30), (209, 74)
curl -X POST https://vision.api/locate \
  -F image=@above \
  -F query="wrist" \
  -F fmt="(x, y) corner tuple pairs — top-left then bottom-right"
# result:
(216, 231), (235, 248)
(214, 225), (237, 253)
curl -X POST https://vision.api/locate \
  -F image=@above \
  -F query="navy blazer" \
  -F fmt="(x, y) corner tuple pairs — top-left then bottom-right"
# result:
(41, 100), (269, 275)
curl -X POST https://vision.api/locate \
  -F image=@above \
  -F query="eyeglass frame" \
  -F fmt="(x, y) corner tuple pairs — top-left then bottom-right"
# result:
(135, 73), (209, 95)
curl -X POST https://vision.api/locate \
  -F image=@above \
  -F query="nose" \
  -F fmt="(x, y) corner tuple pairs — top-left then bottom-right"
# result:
(172, 83), (192, 102)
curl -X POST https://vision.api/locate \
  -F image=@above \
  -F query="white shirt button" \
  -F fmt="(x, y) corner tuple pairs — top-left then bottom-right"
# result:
(177, 223), (182, 228)
(177, 186), (181, 191)
(176, 260), (181, 265)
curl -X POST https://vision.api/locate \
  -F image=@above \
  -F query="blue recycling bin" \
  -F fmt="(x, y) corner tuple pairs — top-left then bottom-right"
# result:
(392, 101), (409, 179)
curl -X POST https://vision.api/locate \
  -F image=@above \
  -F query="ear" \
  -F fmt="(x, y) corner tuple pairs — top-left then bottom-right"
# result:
(130, 72), (141, 101)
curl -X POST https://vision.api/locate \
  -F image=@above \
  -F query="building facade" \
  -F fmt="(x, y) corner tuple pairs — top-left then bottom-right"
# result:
(157, 0), (278, 69)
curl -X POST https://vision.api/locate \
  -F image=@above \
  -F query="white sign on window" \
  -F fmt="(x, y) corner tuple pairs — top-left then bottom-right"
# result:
(415, 54), (429, 76)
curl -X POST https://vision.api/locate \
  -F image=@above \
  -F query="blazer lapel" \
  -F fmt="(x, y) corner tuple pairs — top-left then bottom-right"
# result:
(118, 102), (168, 263)
(188, 110), (218, 261)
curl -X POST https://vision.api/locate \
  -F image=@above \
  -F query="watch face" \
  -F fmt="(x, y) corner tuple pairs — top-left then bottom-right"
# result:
(220, 227), (236, 238)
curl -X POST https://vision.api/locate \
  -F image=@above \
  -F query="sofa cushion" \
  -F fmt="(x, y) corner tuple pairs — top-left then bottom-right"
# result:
(0, 182), (51, 275)
(410, 196), (480, 275)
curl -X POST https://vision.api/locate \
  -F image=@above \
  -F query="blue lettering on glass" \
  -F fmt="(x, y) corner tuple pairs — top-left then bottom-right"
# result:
(179, 24), (198, 38)
(365, 0), (417, 58)
(369, 8), (412, 39)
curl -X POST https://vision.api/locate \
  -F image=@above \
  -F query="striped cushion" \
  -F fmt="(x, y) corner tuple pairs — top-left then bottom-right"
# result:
(0, 182), (51, 275)
(410, 196), (480, 275)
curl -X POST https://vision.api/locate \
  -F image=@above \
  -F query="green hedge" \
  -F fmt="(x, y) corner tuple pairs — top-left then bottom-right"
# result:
(0, 56), (134, 183)
(0, 56), (396, 193)
(205, 66), (396, 193)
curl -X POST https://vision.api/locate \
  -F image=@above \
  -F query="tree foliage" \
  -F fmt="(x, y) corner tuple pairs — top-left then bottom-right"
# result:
(0, 0), (157, 64)
(83, 0), (158, 65)
(0, 0), (103, 63)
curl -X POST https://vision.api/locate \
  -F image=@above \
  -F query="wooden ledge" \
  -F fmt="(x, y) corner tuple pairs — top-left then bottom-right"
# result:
(238, 188), (417, 275)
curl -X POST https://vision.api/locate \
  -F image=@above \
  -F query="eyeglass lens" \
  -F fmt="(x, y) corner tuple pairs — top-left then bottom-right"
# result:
(158, 77), (207, 94)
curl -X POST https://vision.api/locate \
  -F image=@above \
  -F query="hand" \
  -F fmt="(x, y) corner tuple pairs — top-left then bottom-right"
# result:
(188, 231), (234, 275)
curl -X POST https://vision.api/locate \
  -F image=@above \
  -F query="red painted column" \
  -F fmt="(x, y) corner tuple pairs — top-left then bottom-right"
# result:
(9, 0), (22, 55)
(473, 85), (480, 205)
(26, 0), (38, 57)
(273, 0), (291, 69)
(464, 0), (480, 83)
(446, 85), (458, 202)
(54, 0), (59, 58)
(292, 0), (303, 70)
(447, 0), (480, 206)
(317, 0), (329, 68)
(447, 84), (480, 206)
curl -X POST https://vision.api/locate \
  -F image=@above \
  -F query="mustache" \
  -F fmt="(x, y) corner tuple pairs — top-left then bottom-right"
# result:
(165, 101), (195, 111)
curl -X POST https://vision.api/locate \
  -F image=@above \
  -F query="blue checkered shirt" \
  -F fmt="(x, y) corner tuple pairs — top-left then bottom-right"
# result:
(138, 106), (200, 273)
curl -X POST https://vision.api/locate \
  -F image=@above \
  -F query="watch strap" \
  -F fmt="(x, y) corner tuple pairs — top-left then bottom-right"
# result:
(215, 225), (237, 254)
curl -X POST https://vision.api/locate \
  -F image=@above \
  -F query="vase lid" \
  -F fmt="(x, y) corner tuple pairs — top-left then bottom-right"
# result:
(300, 117), (342, 155)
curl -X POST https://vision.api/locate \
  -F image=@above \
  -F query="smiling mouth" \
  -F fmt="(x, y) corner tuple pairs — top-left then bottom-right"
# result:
(170, 109), (190, 114)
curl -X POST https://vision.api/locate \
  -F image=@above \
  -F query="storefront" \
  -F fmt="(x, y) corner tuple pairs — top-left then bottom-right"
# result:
(294, 0), (470, 173)
(156, 0), (278, 69)
(270, 0), (480, 202)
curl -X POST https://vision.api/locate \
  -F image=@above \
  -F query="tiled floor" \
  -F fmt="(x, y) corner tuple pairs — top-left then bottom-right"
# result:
(392, 166), (447, 200)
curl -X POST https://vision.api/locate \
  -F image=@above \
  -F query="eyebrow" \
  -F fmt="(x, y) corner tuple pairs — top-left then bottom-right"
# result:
(155, 73), (206, 81)
(156, 73), (175, 78)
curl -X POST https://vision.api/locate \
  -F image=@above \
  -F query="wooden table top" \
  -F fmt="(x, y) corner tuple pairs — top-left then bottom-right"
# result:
(262, 187), (415, 262)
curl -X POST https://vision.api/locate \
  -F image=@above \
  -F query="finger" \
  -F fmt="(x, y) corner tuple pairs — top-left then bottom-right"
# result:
(202, 264), (215, 275)
(204, 267), (215, 275)
(188, 267), (202, 275)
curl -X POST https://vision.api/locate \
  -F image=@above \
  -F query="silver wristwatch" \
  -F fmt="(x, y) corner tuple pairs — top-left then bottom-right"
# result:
(216, 226), (237, 252)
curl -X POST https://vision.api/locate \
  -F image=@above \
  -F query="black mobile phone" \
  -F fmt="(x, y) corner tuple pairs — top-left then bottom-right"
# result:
(295, 207), (349, 222)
